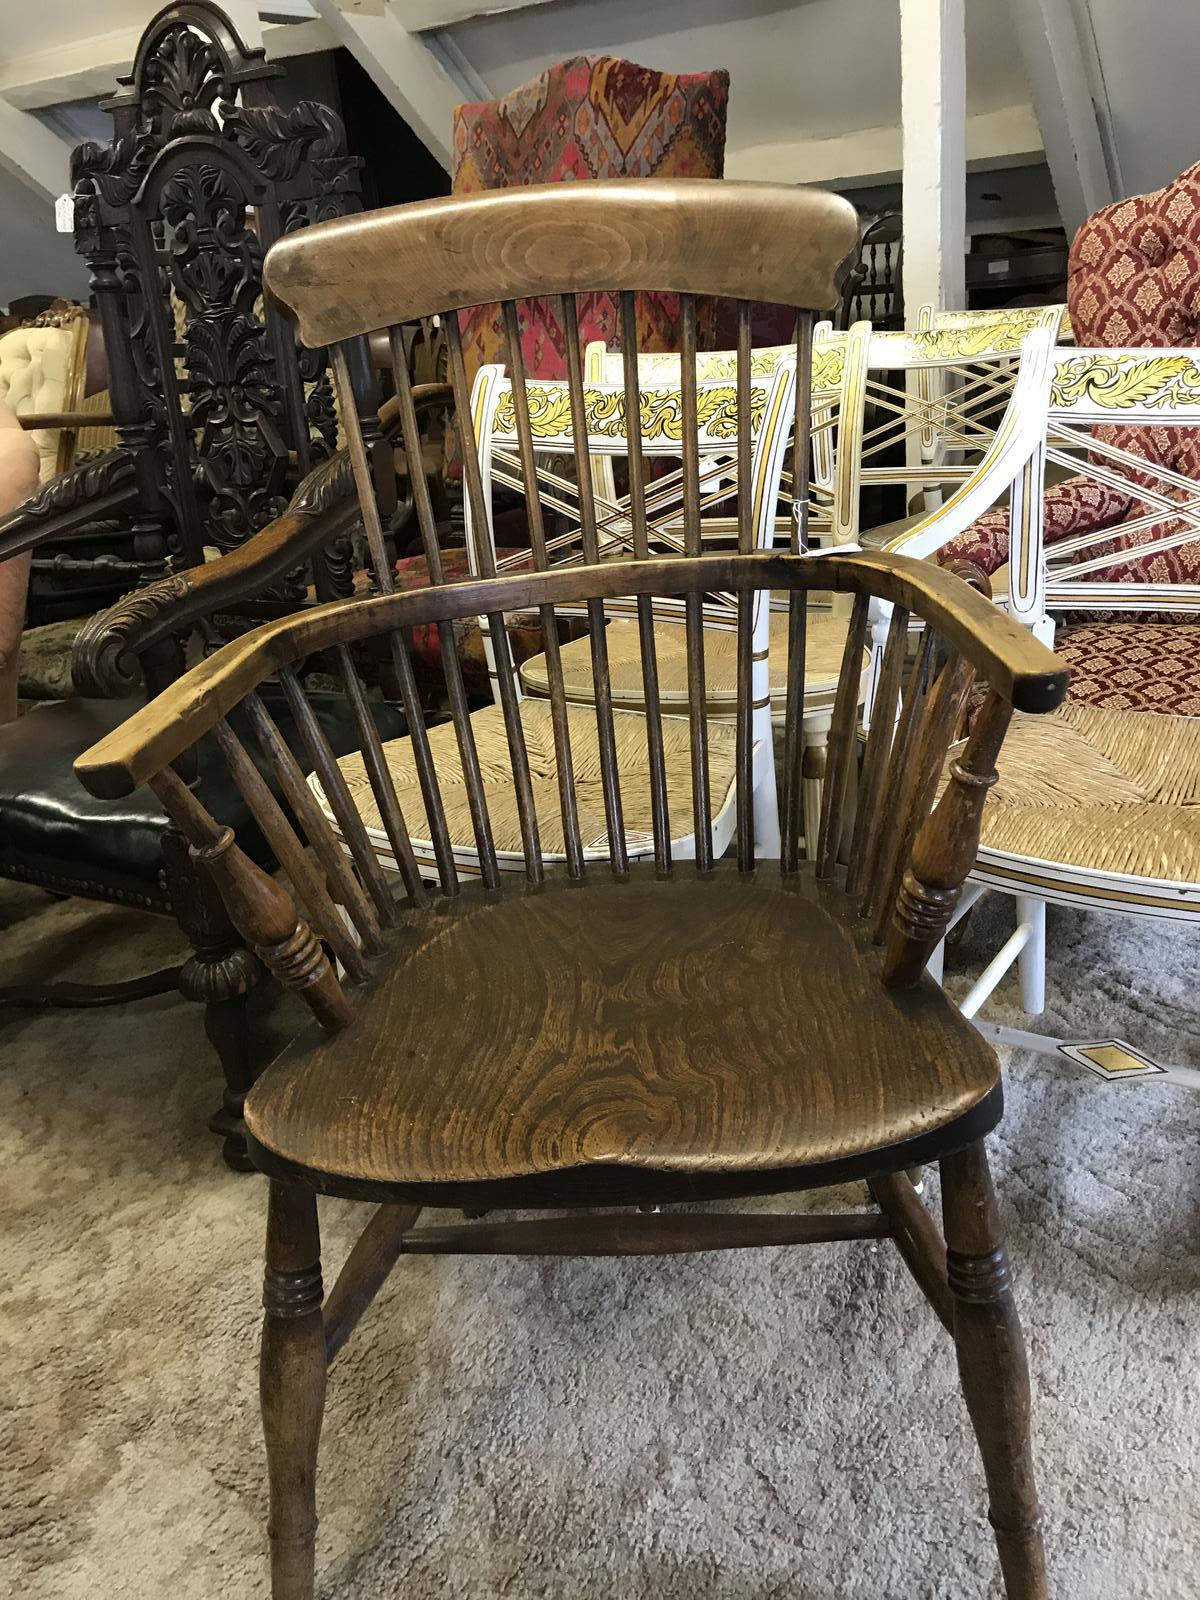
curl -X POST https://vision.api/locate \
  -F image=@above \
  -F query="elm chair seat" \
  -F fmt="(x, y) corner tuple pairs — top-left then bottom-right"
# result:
(244, 865), (1003, 1203)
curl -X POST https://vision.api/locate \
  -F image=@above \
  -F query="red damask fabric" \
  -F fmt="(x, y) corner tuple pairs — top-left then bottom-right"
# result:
(936, 476), (1130, 575)
(1055, 620), (1200, 716)
(452, 56), (729, 383)
(941, 160), (1200, 590)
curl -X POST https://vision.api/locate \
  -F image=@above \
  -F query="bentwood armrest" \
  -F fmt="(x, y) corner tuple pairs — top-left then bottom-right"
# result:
(74, 550), (1069, 801)
(68, 384), (452, 698)
(0, 446), (140, 562)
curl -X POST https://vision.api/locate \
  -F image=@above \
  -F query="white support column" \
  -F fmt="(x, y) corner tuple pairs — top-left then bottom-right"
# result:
(1007, 0), (1115, 238)
(311, 0), (464, 170)
(0, 97), (73, 206)
(899, 0), (967, 321)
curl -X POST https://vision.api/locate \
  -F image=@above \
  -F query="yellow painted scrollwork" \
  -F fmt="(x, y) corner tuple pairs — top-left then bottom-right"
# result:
(1050, 353), (1200, 410)
(493, 383), (770, 441)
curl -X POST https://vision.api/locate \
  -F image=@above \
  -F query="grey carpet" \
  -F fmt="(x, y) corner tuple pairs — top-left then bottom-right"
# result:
(1, 878), (1197, 1599)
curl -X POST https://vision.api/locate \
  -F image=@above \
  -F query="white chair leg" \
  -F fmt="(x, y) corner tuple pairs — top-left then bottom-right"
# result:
(1016, 896), (1046, 1015)
(753, 763), (781, 859)
(801, 713), (831, 860)
(926, 939), (945, 984)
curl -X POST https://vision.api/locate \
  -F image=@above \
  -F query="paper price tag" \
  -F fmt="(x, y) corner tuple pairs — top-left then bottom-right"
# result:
(55, 193), (75, 233)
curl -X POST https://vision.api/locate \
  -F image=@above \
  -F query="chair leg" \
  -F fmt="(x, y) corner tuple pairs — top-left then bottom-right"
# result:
(164, 827), (261, 1169)
(1016, 896), (1046, 1015)
(941, 1140), (1048, 1600)
(800, 715), (830, 859)
(261, 1181), (326, 1600)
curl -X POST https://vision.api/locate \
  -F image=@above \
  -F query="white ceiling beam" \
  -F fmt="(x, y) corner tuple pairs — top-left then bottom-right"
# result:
(0, 16), (335, 110)
(725, 103), (1041, 190)
(900, 0), (967, 318)
(311, 0), (461, 168)
(393, 0), (560, 30)
(1007, 0), (1115, 236)
(0, 97), (73, 205)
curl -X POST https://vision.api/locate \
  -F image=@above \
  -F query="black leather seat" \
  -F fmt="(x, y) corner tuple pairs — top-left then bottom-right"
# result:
(0, 688), (406, 913)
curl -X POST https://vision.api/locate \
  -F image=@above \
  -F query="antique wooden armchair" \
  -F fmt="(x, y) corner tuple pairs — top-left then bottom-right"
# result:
(892, 333), (1200, 1089)
(76, 180), (1066, 1599)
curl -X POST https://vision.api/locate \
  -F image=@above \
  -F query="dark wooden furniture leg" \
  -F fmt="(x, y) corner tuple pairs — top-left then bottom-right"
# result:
(163, 827), (261, 1170)
(942, 1140), (1048, 1600)
(261, 1181), (326, 1600)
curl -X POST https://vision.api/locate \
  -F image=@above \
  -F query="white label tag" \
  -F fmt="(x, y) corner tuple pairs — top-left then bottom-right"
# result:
(55, 193), (75, 233)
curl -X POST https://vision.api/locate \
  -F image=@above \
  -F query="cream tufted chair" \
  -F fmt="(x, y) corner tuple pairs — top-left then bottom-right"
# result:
(0, 310), (90, 482)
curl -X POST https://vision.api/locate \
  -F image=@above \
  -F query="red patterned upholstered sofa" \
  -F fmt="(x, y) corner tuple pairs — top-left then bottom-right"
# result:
(937, 161), (1200, 711)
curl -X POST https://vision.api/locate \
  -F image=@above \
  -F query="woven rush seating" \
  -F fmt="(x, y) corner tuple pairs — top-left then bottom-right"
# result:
(519, 607), (868, 719)
(310, 701), (738, 874)
(973, 699), (1200, 910)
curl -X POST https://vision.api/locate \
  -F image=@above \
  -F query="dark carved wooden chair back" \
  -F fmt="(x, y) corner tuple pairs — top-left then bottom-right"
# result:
(70, 0), (362, 607)
(75, 181), (1068, 1599)
(838, 210), (904, 331)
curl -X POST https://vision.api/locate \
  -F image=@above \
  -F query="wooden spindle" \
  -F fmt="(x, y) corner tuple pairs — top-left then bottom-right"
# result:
(446, 313), (542, 883)
(212, 720), (368, 982)
(276, 668), (400, 928)
(781, 314), (815, 875)
(815, 592), (870, 880)
(340, 329), (496, 889)
(561, 292), (627, 876)
(871, 647), (975, 945)
(884, 690), (1012, 987)
(501, 299), (584, 878)
(386, 632), (458, 895)
(242, 691), (384, 954)
(619, 290), (671, 872)
(149, 765), (353, 1032)
(735, 299), (755, 871)
(331, 343), (394, 589)
(336, 646), (426, 906)
(679, 294), (712, 870)
(859, 629), (935, 924)
(845, 604), (909, 898)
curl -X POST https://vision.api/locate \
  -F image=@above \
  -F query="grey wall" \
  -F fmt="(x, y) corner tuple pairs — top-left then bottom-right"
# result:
(0, 166), (90, 308)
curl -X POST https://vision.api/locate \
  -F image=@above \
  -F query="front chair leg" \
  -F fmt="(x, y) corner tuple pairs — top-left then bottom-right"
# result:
(261, 1180), (326, 1600)
(163, 826), (261, 1169)
(941, 1140), (1048, 1600)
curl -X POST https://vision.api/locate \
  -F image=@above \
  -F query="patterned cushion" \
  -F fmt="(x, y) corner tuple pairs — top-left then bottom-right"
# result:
(452, 56), (729, 384)
(937, 476), (1130, 575)
(1056, 620), (1200, 716)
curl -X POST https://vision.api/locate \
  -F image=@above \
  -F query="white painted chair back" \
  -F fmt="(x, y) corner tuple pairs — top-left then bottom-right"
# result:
(463, 356), (800, 827)
(839, 305), (1067, 518)
(1006, 347), (1200, 630)
(583, 325), (868, 550)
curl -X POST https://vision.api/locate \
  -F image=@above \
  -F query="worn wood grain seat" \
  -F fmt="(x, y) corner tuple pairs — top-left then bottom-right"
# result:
(519, 606), (869, 720)
(244, 866), (1002, 1201)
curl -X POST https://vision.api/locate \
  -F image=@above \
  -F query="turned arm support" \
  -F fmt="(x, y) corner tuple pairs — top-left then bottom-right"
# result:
(883, 689), (1013, 987)
(149, 764), (352, 1033)
(68, 384), (452, 698)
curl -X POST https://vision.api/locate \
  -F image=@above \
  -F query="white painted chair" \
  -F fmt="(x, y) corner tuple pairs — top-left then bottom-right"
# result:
(833, 306), (1069, 546)
(885, 330), (1200, 1092)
